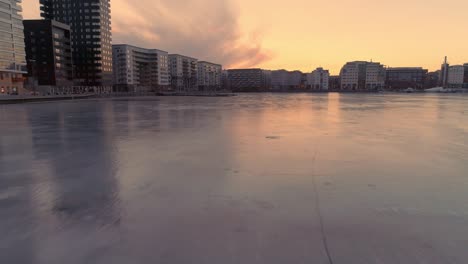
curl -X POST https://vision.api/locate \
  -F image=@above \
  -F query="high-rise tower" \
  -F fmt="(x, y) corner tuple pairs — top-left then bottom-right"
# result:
(0, 0), (27, 95)
(40, 0), (112, 86)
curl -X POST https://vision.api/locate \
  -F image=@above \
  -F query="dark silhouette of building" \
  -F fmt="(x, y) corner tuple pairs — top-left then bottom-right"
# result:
(425, 71), (440, 88)
(24, 19), (73, 87)
(39, 0), (112, 86)
(386, 67), (428, 90)
(226, 69), (270, 92)
(464, 64), (468, 88)
(328, 75), (341, 91)
(439, 56), (449, 87)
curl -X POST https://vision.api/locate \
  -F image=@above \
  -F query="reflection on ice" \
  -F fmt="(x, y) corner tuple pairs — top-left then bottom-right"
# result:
(1, 94), (468, 263)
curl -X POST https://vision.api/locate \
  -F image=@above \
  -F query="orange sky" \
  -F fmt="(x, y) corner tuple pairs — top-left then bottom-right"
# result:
(22, 0), (468, 74)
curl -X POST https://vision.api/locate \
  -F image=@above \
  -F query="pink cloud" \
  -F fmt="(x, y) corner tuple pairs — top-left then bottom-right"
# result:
(22, 0), (273, 68)
(111, 0), (272, 68)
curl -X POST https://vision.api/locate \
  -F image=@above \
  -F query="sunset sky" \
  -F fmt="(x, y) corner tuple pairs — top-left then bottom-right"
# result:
(22, 0), (468, 74)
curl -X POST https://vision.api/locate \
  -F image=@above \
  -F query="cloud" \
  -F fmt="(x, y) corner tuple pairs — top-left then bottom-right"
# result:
(111, 0), (273, 68)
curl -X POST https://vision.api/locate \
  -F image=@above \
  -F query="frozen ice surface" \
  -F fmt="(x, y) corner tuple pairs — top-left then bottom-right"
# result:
(1, 94), (468, 263)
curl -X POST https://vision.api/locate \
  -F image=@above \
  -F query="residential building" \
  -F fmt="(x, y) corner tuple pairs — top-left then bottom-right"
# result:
(24, 19), (73, 87)
(465, 64), (468, 88)
(197, 61), (222, 91)
(386, 67), (428, 90)
(328, 75), (340, 91)
(221, 70), (229, 90)
(271, 70), (288, 91)
(169, 54), (198, 92)
(0, 0), (27, 95)
(447, 64), (468, 89)
(307, 67), (329, 91)
(226, 68), (270, 92)
(340, 61), (386, 91)
(112, 44), (169, 92)
(366, 62), (386, 90)
(289, 70), (303, 90)
(40, 0), (112, 86)
(425, 71), (440, 89)
(271, 70), (303, 91)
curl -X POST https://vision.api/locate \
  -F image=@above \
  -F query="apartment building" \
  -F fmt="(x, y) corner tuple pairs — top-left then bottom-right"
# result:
(197, 61), (222, 91)
(24, 19), (73, 87)
(340, 61), (385, 91)
(112, 44), (169, 92)
(307, 67), (329, 91)
(0, 0), (27, 95)
(169, 54), (198, 92)
(40, 0), (112, 86)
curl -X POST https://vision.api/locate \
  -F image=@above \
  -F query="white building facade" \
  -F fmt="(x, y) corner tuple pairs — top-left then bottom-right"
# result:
(112, 44), (169, 92)
(197, 61), (222, 91)
(169, 54), (198, 92)
(340, 61), (385, 91)
(307, 67), (329, 90)
(447, 65), (466, 88)
(0, 0), (27, 95)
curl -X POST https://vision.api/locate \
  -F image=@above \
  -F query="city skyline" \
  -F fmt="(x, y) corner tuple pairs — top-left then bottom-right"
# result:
(22, 0), (468, 74)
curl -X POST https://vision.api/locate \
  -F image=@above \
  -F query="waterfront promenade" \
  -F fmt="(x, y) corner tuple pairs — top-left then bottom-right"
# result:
(0, 94), (96, 104)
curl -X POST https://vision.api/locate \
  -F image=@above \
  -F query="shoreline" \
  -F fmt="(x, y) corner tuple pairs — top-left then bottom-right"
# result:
(2, 90), (467, 105)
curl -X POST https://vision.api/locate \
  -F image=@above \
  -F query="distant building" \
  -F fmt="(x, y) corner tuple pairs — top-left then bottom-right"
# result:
(328, 75), (341, 91)
(425, 71), (440, 89)
(465, 64), (468, 88)
(24, 20), (73, 87)
(447, 64), (468, 89)
(169, 54), (198, 92)
(288, 71), (303, 90)
(439, 56), (449, 87)
(263, 70), (272, 90)
(386, 67), (428, 90)
(197, 61), (222, 91)
(112, 44), (169, 92)
(307, 67), (329, 91)
(40, 0), (113, 86)
(271, 70), (288, 91)
(221, 70), (229, 90)
(340, 61), (386, 91)
(226, 69), (270, 92)
(271, 70), (302, 91)
(0, 0), (27, 95)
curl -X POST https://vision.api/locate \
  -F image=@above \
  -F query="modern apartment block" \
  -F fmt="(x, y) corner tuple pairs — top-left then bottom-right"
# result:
(197, 61), (222, 91)
(169, 54), (198, 92)
(271, 70), (303, 91)
(40, 0), (112, 86)
(340, 61), (386, 91)
(271, 70), (288, 91)
(307, 67), (329, 90)
(0, 0), (27, 95)
(386, 67), (428, 90)
(447, 64), (468, 88)
(24, 19), (73, 87)
(226, 68), (270, 92)
(112, 44), (169, 92)
(328, 75), (341, 91)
